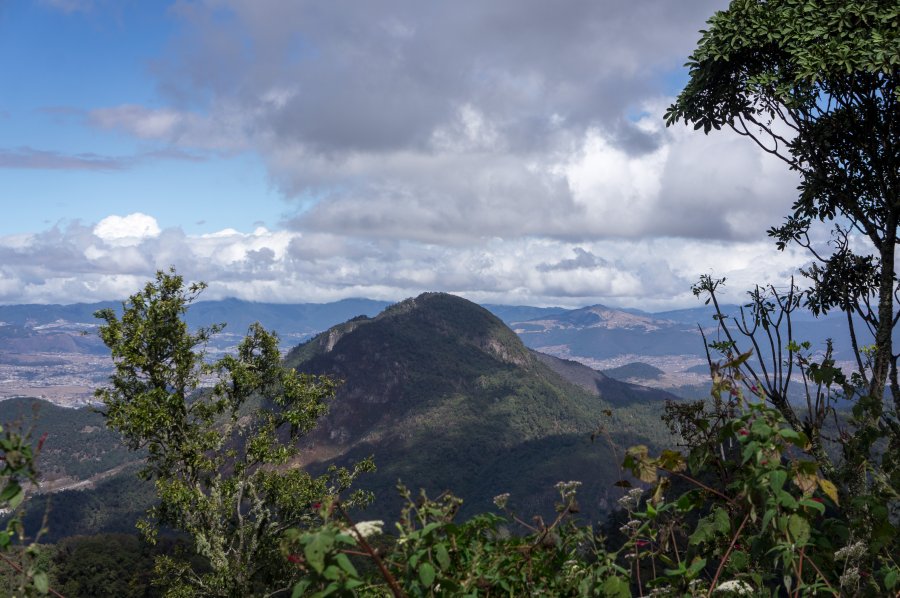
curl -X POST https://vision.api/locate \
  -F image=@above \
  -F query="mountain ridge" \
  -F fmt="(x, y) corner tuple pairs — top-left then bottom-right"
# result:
(285, 292), (674, 519)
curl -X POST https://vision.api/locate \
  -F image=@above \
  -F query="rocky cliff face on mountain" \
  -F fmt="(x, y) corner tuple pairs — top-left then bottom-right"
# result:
(285, 292), (674, 519)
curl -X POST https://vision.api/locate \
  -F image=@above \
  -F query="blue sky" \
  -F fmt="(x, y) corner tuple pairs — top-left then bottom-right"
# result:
(0, 1), (286, 234)
(0, 0), (811, 308)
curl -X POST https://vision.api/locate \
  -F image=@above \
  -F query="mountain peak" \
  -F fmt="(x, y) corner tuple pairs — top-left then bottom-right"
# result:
(298, 292), (534, 367)
(286, 292), (674, 520)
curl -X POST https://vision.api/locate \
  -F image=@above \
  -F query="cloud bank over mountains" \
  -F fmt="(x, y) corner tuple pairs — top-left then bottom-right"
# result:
(4, 0), (819, 307)
(0, 212), (809, 309)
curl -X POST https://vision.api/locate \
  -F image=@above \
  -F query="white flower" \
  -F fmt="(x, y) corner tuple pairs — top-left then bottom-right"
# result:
(839, 567), (861, 589)
(493, 493), (510, 509)
(713, 580), (753, 595)
(618, 519), (641, 535)
(834, 540), (866, 561)
(555, 480), (582, 494)
(349, 520), (384, 538)
(617, 487), (645, 510)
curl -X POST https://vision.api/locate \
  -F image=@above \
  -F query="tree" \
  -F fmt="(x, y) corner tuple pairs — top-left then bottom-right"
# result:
(666, 0), (900, 493)
(94, 269), (372, 597)
(666, 0), (899, 403)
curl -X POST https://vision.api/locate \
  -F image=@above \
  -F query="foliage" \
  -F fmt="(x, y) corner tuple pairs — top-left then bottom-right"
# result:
(21, 467), (155, 544)
(687, 274), (900, 575)
(283, 482), (627, 597)
(94, 269), (373, 597)
(0, 397), (134, 482)
(663, 5), (900, 593)
(666, 0), (900, 436)
(623, 361), (899, 596)
(49, 533), (163, 597)
(281, 359), (899, 596)
(0, 421), (55, 596)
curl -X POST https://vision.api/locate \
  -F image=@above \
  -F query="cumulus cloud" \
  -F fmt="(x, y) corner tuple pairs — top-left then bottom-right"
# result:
(94, 213), (162, 247)
(84, 0), (799, 247)
(43, 0), (820, 308)
(81, 0), (793, 243)
(0, 213), (815, 309)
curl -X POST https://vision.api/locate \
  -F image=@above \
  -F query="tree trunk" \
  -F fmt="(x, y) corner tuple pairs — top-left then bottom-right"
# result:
(871, 220), (897, 409)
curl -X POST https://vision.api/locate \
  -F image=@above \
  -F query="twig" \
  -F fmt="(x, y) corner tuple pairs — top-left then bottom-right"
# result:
(706, 511), (749, 598)
(336, 502), (407, 598)
(511, 514), (540, 534)
(800, 552), (836, 595)
(669, 527), (682, 567)
(0, 551), (66, 598)
(634, 543), (643, 597)
(529, 506), (569, 551)
(793, 545), (805, 598)
(660, 467), (735, 504)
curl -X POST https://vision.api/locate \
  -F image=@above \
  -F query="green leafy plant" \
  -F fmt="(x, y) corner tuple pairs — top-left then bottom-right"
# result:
(0, 423), (58, 596)
(283, 481), (628, 598)
(94, 269), (373, 597)
(621, 359), (899, 597)
(667, 0), (900, 501)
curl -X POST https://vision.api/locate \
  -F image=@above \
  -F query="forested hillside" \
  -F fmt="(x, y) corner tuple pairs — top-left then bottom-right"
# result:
(286, 292), (674, 520)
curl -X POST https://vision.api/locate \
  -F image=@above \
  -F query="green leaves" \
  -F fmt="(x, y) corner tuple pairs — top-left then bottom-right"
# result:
(786, 513), (811, 544)
(601, 576), (631, 597)
(304, 532), (334, 574)
(0, 481), (24, 511)
(32, 572), (49, 595)
(285, 483), (632, 597)
(434, 543), (451, 570)
(94, 269), (367, 597)
(690, 507), (731, 546)
(418, 562), (436, 586)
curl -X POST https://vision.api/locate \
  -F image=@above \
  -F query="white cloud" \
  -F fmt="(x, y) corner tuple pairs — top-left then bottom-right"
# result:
(94, 213), (162, 247)
(93, 105), (184, 139)
(89, 104), (251, 152)
(33, 0), (825, 310)
(0, 215), (813, 309)
(88, 1), (787, 246)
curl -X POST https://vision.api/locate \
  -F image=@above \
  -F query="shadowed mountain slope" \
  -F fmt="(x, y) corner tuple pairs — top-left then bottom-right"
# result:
(534, 354), (677, 406)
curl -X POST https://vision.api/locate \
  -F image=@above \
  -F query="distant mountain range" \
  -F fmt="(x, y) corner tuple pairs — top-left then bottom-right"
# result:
(507, 301), (879, 363)
(0, 298), (393, 355)
(0, 295), (871, 359)
(18, 293), (679, 538)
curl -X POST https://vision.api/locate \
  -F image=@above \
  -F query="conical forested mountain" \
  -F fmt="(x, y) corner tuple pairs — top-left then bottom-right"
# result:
(285, 292), (675, 520)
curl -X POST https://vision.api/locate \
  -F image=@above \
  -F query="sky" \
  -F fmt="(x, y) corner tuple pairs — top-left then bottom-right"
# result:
(0, 0), (817, 310)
